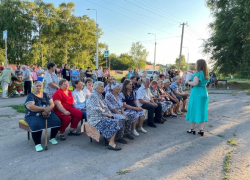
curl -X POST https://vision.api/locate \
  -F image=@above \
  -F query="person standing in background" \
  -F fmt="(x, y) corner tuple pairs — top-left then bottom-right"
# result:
(97, 66), (103, 82)
(79, 68), (86, 82)
(32, 68), (38, 83)
(36, 65), (45, 82)
(70, 65), (79, 90)
(186, 59), (210, 136)
(59, 64), (65, 80)
(62, 64), (71, 82)
(15, 63), (22, 78)
(21, 65), (32, 95)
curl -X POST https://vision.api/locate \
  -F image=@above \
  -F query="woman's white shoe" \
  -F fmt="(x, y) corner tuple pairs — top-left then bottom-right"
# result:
(138, 127), (147, 133)
(132, 129), (139, 136)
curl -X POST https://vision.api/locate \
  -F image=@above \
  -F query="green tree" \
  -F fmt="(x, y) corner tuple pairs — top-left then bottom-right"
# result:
(175, 55), (187, 71)
(129, 42), (149, 69)
(188, 63), (196, 71)
(204, 0), (250, 77)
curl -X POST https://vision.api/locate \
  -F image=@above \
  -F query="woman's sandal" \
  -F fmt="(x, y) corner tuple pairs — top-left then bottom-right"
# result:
(187, 129), (196, 135)
(198, 130), (204, 136)
(107, 145), (122, 151)
(68, 130), (81, 136)
(57, 134), (66, 141)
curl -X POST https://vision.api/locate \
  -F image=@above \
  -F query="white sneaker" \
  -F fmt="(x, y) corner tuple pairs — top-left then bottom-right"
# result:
(138, 127), (147, 133)
(132, 129), (139, 136)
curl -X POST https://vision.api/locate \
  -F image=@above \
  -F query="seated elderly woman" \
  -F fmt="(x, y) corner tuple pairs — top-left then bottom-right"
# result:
(105, 82), (128, 144)
(87, 81), (123, 151)
(72, 80), (87, 120)
(53, 79), (83, 141)
(83, 78), (93, 100)
(163, 79), (181, 115)
(121, 79), (146, 137)
(149, 80), (171, 122)
(24, 81), (61, 152)
(158, 80), (177, 118)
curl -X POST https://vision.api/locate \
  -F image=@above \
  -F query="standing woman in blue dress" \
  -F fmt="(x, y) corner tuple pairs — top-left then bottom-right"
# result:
(186, 59), (210, 136)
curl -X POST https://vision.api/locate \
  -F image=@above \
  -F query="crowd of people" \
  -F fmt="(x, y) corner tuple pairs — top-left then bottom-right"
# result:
(0, 59), (210, 152)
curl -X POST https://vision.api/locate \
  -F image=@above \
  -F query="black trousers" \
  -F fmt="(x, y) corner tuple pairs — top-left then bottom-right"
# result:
(31, 127), (60, 145)
(98, 77), (103, 82)
(24, 81), (32, 95)
(142, 103), (162, 124)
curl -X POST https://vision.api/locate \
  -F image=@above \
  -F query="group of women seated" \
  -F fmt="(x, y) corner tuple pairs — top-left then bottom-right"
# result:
(24, 77), (146, 152)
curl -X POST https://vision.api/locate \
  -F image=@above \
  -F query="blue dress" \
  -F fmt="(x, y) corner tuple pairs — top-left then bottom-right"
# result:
(186, 71), (209, 123)
(24, 93), (61, 132)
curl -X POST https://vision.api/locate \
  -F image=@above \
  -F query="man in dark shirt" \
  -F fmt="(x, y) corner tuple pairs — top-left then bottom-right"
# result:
(130, 76), (137, 92)
(86, 67), (93, 78)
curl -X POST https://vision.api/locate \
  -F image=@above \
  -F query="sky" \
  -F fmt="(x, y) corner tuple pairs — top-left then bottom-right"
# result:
(43, 0), (213, 67)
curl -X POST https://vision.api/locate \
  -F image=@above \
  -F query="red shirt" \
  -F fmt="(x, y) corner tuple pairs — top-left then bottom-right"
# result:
(52, 89), (74, 111)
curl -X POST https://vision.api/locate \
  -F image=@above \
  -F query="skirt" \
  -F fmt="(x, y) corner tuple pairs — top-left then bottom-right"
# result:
(160, 101), (173, 113)
(124, 109), (145, 122)
(95, 117), (124, 139)
(25, 112), (61, 132)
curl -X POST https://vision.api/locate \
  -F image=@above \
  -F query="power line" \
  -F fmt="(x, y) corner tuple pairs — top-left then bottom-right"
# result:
(102, 0), (173, 25)
(187, 26), (203, 38)
(138, 0), (183, 22)
(86, 0), (176, 35)
(124, 0), (180, 24)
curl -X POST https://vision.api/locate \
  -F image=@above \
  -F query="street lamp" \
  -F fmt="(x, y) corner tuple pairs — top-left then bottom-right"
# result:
(183, 47), (189, 70)
(148, 33), (156, 70)
(87, 8), (99, 69)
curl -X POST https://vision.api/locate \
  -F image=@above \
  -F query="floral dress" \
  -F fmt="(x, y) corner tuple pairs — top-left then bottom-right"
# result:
(149, 86), (170, 113)
(86, 91), (123, 139)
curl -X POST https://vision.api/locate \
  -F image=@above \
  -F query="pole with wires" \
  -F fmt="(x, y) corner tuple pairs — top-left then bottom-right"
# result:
(178, 23), (187, 71)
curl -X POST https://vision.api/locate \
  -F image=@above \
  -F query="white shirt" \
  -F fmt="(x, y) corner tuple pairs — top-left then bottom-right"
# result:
(136, 84), (153, 107)
(37, 69), (45, 77)
(83, 87), (92, 99)
(22, 69), (32, 81)
(97, 70), (103, 78)
(72, 89), (87, 110)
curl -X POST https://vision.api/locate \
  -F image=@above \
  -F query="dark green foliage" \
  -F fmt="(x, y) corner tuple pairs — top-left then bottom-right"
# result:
(204, 0), (250, 78)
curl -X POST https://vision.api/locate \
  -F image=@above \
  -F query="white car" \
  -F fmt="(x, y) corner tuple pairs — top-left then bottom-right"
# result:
(146, 70), (158, 81)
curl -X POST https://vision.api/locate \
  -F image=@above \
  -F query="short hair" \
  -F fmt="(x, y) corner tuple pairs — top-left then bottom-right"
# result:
(95, 69), (98, 71)
(87, 67), (90, 69)
(158, 80), (163, 84)
(33, 81), (43, 87)
(151, 80), (158, 84)
(175, 76), (182, 80)
(21, 65), (26, 69)
(93, 81), (104, 90)
(164, 79), (170, 84)
(142, 77), (150, 83)
(136, 77), (141, 81)
(59, 79), (68, 86)
(130, 76), (136, 80)
(85, 78), (93, 85)
(47, 62), (56, 70)
(121, 77), (126, 83)
(74, 80), (81, 85)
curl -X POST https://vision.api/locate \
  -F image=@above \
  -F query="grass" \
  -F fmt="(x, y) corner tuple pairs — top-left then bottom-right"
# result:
(8, 104), (26, 113)
(233, 133), (236, 137)
(224, 150), (233, 180)
(116, 169), (130, 175)
(0, 84), (2, 93)
(208, 124), (213, 127)
(247, 92), (250, 96)
(227, 139), (237, 146)
(217, 134), (224, 137)
(112, 74), (124, 83)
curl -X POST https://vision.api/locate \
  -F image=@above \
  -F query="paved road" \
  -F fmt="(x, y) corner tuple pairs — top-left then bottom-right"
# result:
(0, 89), (249, 180)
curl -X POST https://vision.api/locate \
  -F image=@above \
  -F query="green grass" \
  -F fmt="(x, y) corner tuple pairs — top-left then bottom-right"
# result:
(246, 92), (250, 96)
(116, 169), (130, 175)
(112, 74), (125, 83)
(224, 150), (233, 180)
(227, 139), (237, 146)
(208, 124), (213, 128)
(0, 84), (2, 93)
(8, 104), (26, 113)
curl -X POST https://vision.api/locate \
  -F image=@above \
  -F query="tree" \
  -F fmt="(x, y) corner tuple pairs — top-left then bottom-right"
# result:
(129, 42), (149, 69)
(204, 0), (250, 77)
(188, 63), (196, 71)
(175, 55), (187, 71)
(169, 64), (177, 70)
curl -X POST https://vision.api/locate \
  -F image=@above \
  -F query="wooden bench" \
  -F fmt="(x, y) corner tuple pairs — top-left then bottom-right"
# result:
(217, 79), (227, 88)
(18, 120), (31, 140)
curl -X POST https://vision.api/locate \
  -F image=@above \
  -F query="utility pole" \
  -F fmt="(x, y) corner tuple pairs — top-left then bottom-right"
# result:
(148, 33), (156, 70)
(178, 23), (187, 71)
